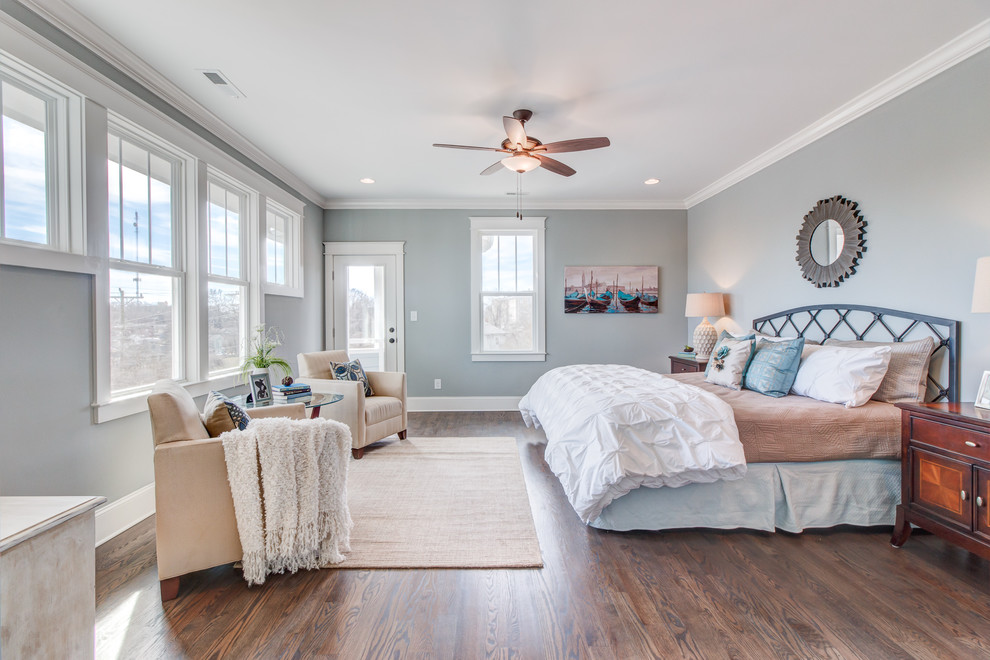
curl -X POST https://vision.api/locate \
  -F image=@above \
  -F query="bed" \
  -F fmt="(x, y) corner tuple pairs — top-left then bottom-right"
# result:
(520, 304), (959, 532)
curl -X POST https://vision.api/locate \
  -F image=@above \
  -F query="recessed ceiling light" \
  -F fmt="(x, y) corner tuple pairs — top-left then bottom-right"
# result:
(360, 178), (375, 184)
(644, 178), (661, 185)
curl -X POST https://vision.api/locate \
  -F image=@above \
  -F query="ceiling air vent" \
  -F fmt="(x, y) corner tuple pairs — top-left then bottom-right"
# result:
(197, 69), (245, 98)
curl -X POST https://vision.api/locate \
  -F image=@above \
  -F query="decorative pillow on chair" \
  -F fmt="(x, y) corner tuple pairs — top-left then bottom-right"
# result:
(202, 391), (252, 436)
(330, 358), (374, 397)
(744, 337), (805, 398)
(705, 338), (755, 390)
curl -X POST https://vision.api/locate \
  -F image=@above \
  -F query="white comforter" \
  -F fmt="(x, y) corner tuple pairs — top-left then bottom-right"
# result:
(519, 364), (746, 523)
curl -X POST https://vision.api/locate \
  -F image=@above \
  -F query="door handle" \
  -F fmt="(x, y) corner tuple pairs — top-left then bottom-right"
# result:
(962, 490), (968, 501)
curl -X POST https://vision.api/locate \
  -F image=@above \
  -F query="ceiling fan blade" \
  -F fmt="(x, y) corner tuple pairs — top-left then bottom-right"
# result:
(535, 154), (576, 177)
(503, 116), (528, 150)
(480, 161), (504, 176)
(538, 137), (611, 154)
(433, 143), (508, 152)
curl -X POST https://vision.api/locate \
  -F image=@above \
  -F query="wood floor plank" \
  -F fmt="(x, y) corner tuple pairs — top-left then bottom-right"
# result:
(96, 411), (990, 659)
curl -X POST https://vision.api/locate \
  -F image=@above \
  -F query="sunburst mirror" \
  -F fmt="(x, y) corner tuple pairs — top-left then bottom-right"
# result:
(796, 195), (866, 288)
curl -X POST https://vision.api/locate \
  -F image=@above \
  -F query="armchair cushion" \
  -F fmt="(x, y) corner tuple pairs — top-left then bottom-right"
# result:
(330, 358), (374, 396)
(365, 396), (403, 426)
(148, 380), (210, 446)
(202, 391), (252, 436)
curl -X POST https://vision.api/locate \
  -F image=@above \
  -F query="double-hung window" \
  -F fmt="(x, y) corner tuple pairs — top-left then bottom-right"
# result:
(207, 173), (257, 376)
(470, 217), (546, 361)
(0, 53), (82, 254)
(264, 199), (303, 297)
(107, 122), (186, 395)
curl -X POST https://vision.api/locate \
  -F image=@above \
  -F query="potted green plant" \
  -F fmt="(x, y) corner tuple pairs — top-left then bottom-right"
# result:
(240, 325), (292, 383)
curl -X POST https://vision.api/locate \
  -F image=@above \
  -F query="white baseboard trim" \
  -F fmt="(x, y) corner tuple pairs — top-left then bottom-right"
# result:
(408, 396), (521, 412)
(95, 482), (155, 547)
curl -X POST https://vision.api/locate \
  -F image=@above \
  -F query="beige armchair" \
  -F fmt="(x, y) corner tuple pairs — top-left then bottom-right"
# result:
(147, 381), (305, 601)
(297, 350), (407, 459)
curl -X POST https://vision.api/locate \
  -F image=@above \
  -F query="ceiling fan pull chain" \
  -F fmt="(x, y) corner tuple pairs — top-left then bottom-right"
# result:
(516, 172), (523, 220)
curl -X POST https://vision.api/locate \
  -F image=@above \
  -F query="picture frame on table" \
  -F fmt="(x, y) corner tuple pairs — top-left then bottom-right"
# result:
(251, 372), (272, 405)
(976, 371), (990, 410)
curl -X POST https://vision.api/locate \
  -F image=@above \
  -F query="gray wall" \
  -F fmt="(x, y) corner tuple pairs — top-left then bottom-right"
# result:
(325, 209), (688, 397)
(0, 209), (324, 502)
(687, 50), (990, 400)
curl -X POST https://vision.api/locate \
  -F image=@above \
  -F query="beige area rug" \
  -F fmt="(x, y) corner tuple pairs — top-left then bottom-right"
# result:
(336, 437), (543, 569)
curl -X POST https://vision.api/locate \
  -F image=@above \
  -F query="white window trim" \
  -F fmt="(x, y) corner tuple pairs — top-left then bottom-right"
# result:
(0, 50), (84, 257)
(262, 197), (304, 297)
(206, 166), (262, 378)
(469, 216), (546, 362)
(94, 113), (200, 421)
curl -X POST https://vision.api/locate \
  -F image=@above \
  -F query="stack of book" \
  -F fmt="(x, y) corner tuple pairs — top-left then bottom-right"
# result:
(676, 350), (700, 360)
(272, 382), (312, 404)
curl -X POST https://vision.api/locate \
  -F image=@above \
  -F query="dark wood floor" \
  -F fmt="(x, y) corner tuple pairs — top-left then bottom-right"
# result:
(96, 412), (990, 659)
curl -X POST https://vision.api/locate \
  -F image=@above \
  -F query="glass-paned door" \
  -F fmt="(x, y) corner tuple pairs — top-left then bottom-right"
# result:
(330, 253), (401, 372)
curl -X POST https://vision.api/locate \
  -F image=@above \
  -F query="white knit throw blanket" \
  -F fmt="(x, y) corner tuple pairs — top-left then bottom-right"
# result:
(221, 417), (353, 585)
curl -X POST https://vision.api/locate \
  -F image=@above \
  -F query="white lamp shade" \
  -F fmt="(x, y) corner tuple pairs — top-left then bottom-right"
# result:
(685, 292), (725, 318)
(501, 154), (541, 173)
(973, 257), (990, 313)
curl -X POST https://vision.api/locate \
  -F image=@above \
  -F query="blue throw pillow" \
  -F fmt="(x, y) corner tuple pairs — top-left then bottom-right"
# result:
(331, 358), (374, 397)
(705, 330), (757, 376)
(743, 337), (805, 397)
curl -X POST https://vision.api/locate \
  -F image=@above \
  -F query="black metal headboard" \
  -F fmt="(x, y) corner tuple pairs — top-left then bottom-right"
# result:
(752, 304), (959, 403)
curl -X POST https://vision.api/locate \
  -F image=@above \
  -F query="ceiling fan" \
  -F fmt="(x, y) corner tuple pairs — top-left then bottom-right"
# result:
(433, 109), (610, 177)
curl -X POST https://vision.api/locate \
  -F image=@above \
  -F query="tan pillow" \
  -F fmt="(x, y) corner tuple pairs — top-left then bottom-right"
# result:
(823, 337), (934, 403)
(202, 391), (253, 437)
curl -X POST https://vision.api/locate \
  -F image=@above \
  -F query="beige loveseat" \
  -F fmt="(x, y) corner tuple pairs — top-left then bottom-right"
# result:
(147, 382), (305, 601)
(297, 350), (407, 458)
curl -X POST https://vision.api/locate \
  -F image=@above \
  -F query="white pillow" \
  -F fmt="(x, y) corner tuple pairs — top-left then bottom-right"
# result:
(705, 338), (754, 390)
(791, 345), (892, 408)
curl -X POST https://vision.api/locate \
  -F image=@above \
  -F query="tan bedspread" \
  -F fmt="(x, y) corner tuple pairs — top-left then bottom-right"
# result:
(667, 373), (902, 462)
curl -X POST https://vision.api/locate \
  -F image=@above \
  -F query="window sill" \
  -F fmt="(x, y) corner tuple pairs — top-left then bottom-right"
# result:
(0, 242), (99, 275)
(92, 373), (242, 423)
(262, 282), (304, 298)
(471, 352), (547, 362)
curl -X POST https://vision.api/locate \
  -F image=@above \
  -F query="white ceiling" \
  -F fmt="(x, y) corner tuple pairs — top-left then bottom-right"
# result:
(55, 0), (990, 208)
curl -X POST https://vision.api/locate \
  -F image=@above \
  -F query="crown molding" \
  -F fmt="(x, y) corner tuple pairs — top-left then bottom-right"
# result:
(685, 18), (990, 209)
(324, 197), (687, 211)
(8, 0), (329, 208)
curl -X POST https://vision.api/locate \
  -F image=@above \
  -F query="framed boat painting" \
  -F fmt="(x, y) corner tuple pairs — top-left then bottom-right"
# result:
(564, 266), (659, 314)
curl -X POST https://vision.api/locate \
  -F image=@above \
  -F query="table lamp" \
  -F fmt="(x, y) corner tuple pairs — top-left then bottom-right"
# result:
(685, 292), (726, 360)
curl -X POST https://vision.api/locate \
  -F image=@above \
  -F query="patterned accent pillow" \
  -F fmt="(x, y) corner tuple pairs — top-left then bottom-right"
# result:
(743, 337), (805, 397)
(705, 330), (756, 377)
(331, 358), (374, 397)
(202, 391), (252, 436)
(705, 338), (755, 390)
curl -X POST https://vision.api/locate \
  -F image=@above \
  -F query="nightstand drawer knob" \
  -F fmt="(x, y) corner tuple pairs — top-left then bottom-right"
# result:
(979, 496), (985, 507)
(965, 440), (978, 447)
(962, 490), (968, 501)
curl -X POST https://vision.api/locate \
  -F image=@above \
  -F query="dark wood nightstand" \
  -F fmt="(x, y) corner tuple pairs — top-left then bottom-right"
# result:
(669, 355), (708, 374)
(891, 402), (990, 561)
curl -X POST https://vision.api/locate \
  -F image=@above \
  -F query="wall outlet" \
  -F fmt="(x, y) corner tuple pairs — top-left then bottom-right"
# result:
(410, 311), (418, 321)
(434, 378), (442, 390)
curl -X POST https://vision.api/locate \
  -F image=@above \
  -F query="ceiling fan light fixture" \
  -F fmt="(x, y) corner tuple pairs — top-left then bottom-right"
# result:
(501, 154), (540, 173)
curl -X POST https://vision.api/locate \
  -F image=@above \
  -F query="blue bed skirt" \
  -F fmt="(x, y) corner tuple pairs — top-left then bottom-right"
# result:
(589, 459), (900, 533)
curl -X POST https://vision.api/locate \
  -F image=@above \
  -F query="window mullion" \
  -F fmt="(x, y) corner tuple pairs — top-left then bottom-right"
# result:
(146, 149), (152, 264)
(116, 138), (124, 260)
(0, 81), (6, 237)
